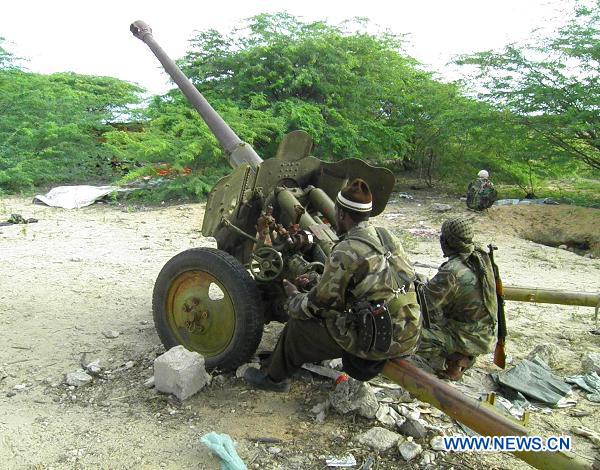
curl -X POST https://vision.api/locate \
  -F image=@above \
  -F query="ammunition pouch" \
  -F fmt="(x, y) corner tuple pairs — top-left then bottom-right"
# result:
(349, 300), (393, 354)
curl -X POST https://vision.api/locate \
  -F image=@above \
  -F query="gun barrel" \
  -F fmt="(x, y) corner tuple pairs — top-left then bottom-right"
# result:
(384, 359), (591, 470)
(504, 286), (599, 308)
(130, 21), (262, 170)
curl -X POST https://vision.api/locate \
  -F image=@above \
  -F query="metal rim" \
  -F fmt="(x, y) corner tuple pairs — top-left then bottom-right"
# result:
(165, 270), (236, 357)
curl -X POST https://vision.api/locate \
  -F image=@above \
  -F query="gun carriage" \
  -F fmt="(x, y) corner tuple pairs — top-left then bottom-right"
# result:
(130, 21), (395, 370)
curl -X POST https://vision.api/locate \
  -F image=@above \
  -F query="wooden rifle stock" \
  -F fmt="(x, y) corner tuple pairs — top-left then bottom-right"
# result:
(488, 244), (507, 369)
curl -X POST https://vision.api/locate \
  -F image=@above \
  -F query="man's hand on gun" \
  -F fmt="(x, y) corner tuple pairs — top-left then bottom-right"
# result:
(282, 279), (300, 297)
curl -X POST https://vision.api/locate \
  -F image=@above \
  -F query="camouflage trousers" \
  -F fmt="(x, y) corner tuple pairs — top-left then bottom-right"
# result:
(417, 325), (476, 373)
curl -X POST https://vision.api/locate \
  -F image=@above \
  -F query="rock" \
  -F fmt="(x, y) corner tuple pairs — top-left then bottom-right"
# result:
(13, 384), (27, 391)
(235, 362), (260, 379)
(0, 366), (7, 380)
(527, 343), (560, 369)
(311, 401), (328, 415)
(323, 358), (343, 370)
(102, 330), (120, 339)
(122, 361), (135, 370)
(84, 359), (102, 375)
(396, 404), (420, 421)
(583, 253), (594, 259)
(143, 376), (155, 388)
(558, 244), (568, 250)
(154, 345), (211, 400)
(430, 436), (445, 451)
(267, 446), (282, 454)
(582, 353), (600, 375)
(211, 375), (226, 387)
(356, 427), (401, 452)
(65, 370), (93, 387)
(419, 450), (436, 466)
(329, 378), (379, 418)
(376, 404), (397, 426)
(398, 418), (427, 439)
(6, 391), (16, 397)
(398, 440), (422, 461)
(432, 203), (453, 212)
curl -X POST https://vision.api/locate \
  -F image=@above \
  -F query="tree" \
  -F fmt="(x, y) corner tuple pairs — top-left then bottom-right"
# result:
(0, 70), (142, 191)
(0, 36), (18, 70)
(456, 0), (600, 170)
(175, 13), (427, 163)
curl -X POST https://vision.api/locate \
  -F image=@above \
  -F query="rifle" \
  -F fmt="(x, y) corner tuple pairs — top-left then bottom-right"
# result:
(414, 278), (432, 329)
(488, 244), (507, 369)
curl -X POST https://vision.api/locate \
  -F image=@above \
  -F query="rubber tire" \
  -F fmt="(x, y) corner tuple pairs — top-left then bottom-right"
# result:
(152, 248), (264, 370)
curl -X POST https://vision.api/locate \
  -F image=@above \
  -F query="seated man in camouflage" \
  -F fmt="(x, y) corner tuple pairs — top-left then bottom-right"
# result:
(466, 170), (497, 211)
(416, 217), (497, 380)
(245, 178), (421, 392)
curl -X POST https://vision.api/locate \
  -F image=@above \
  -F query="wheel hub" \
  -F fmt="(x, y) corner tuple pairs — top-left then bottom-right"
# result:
(165, 271), (235, 357)
(183, 299), (210, 333)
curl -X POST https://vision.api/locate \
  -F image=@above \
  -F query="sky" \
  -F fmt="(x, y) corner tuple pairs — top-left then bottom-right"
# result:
(0, 0), (571, 95)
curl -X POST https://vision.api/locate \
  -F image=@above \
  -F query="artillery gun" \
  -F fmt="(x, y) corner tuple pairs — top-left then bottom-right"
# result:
(130, 21), (395, 370)
(131, 22), (596, 469)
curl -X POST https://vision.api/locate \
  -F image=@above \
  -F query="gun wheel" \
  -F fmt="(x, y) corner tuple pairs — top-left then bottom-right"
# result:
(152, 248), (264, 370)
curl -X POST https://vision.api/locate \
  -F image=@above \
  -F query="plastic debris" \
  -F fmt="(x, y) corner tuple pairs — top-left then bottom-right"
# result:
(566, 372), (600, 402)
(33, 185), (131, 209)
(200, 432), (246, 470)
(325, 454), (357, 467)
(494, 358), (571, 405)
(494, 198), (559, 206)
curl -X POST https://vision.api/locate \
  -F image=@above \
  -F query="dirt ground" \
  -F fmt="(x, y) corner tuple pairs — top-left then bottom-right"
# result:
(0, 190), (598, 470)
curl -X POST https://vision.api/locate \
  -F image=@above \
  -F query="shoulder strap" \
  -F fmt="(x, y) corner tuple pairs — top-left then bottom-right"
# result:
(347, 227), (412, 294)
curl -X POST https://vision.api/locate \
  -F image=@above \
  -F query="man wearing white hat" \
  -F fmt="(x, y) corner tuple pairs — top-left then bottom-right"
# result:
(245, 178), (421, 392)
(466, 170), (497, 211)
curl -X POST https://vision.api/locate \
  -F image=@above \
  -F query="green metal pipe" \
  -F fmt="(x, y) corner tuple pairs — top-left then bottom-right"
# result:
(504, 286), (599, 308)
(130, 21), (262, 170)
(276, 189), (335, 256)
(383, 359), (592, 470)
(307, 187), (337, 228)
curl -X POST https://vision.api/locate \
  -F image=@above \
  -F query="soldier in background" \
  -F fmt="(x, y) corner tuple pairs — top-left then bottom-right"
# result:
(415, 217), (497, 380)
(466, 169), (497, 211)
(245, 178), (421, 392)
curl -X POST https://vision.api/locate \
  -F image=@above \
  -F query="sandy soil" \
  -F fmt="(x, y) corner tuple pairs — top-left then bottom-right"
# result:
(0, 191), (598, 469)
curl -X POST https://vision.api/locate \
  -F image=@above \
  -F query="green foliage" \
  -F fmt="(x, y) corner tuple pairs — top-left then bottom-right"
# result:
(2, 11), (597, 205)
(0, 36), (19, 70)
(0, 69), (143, 191)
(456, 0), (600, 171)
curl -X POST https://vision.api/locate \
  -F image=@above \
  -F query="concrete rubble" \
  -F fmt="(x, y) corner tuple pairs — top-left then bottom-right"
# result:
(355, 426), (401, 452)
(419, 450), (436, 466)
(65, 370), (93, 387)
(154, 345), (211, 400)
(398, 417), (428, 439)
(102, 330), (120, 339)
(430, 435), (445, 451)
(582, 352), (600, 375)
(84, 359), (102, 375)
(329, 378), (379, 418)
(398, 439), (423, 461)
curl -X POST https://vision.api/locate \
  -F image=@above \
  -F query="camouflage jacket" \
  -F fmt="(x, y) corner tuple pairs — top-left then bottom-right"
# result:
(467, 178), (497, 210)
(422, 254), (497, 355)
(287, 221), (421, 360)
